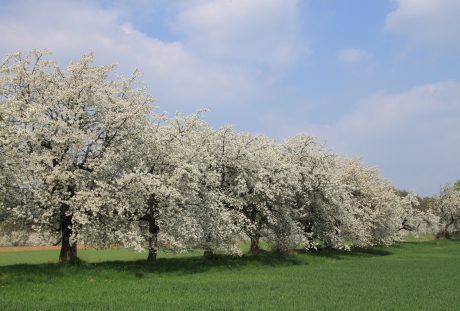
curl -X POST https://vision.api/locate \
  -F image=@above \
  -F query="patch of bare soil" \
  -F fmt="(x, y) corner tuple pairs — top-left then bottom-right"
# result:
(0, 245), (108, 252)
(0, 245), (61, 252)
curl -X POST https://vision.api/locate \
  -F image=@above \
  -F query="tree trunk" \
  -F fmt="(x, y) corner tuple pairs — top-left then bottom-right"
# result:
(203, 249), (214, 258)
(147, 238), (158, 263)
(436, 217), (454, 240)
(247, 207), (261, 255)
(435, 229), (451, 240)
(249, 236), (260, 255)
(304, 220), (316, 252)
(59, 216), (78, 264)
(147, 219), (159, 264)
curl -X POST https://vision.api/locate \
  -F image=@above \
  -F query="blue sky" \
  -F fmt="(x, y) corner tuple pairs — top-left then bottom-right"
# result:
(1, 0), (459, 196)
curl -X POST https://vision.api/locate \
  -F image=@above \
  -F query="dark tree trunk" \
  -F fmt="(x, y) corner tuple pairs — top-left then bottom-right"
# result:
(147, 219), (159, 264)
(436, 217), (455, 240)
(203, 249), (214, 258)
(304, 220), (316, 252)
(249, 236), (260, 255)
(247, 207), (261, 255)
(59, 215), (78, 264)
(435, 230), (451, 240)
(142, 194), (161, 264)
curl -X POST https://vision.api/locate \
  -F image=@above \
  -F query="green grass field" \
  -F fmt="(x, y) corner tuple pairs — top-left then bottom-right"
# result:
(0, 239), (459, 310)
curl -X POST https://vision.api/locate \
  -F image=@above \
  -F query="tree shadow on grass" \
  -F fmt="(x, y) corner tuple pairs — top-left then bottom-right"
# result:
(390, 241), (425, 248)
(294, 246), (393, 260)
(88, 251), (306, 275)
(10, 240), (442, 284)
(0, 243), (404, 281)
(0, 245), (396, 285)
(0, 251), (306, 284)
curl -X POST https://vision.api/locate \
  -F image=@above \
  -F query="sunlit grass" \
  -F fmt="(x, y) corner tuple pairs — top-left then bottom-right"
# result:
(0, 239), (459, 310)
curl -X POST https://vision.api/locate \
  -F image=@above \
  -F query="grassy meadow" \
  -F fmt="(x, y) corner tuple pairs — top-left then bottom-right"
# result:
(0, 238), (459, 310)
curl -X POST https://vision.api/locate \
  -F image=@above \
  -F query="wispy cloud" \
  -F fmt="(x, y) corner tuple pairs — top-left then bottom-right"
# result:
(336, 48), (371, 65)
(0, 0), (306, 112)
(385, 0), (460, 47)
(175, 0), (308, 73)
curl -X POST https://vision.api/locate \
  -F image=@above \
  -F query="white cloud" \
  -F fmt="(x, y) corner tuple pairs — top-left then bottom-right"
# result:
(336, 48), (371, 65)
(0, 0), (258, 109)
(175, 0), (307, 72)
(385, 0), (460, 46)
(306, 81), (460, 195)
(0, 0), (308, 111)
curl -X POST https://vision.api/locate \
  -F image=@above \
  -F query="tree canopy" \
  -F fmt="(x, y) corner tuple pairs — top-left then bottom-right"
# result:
(0, 51), (437, 264)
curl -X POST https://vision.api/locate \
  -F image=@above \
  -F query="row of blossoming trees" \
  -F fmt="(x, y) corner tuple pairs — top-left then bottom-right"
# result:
(0, 51), (456, 264)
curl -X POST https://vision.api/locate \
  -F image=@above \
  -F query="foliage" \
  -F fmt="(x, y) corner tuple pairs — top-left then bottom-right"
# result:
(454, 179), (460, 191)
(0, 50), (153, 262)
(432, 185), (460, 239)
(0, 50), (432, 263)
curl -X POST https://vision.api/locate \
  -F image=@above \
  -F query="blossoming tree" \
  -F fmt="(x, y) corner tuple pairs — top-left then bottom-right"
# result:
(433, 185), (460, 239)
(109, 112), (205, 263)
(0, 50), (152, 263)
(0, 50), (431, 262)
